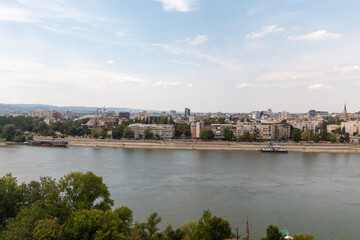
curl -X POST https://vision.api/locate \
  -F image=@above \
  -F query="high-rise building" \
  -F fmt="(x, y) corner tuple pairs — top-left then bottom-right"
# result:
(185, 108), (190, 119)
(119, 112), (130, 120)
(170, 110), (176, 116)
(343, 104), (348, 120)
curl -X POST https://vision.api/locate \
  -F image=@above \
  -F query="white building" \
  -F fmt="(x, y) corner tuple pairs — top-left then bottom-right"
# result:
(341, 121), (360, 136)
(129, 124), (175, 139)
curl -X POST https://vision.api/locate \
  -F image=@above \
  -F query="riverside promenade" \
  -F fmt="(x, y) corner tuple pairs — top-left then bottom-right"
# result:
(34, 137), (360, 153)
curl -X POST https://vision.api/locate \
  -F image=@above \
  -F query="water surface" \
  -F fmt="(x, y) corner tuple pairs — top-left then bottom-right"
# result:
(1, 145), (359, 240)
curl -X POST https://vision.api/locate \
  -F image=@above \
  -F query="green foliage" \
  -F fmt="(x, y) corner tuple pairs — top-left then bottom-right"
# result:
(163, 225), (185, 240)
(59, 172), (114, 212)
(179, 221), (197, 237)
(240, 131), (251, 141)
(261, 225), (284, 240)
(301, 130), (311, 142)
(311, 134), (320, 143)
(1, 206), (48, 240)
(112, 125), (125, 139)
(64, 209), (126, 240)
(291, 128), (301, 142)
(1, 124), (16, 141)
(174, 124), (191, 138)
(200, 130), (215, 141)
(223, 128), (234, 140)
(329, 133), (337, 143)
(192, 210), (232, 240)
(251, 132), (257, 141)
(145, 212), (162, 240)
(123, 127), (135, 139)
(32, 218), (63, 240)
(0, 173), (24, 227)
(144, 129), (154, 140)
(113, 206), (133, 236)
(0, 171), (319, 240)
(292, 234), (316, 240)
(92, 128), (107, 139)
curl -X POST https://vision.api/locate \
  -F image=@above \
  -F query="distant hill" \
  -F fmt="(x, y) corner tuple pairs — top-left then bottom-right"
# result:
(0, 103), (160, 115)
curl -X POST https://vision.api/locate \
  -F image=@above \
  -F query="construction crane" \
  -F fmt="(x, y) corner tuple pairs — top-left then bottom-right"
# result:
(103, 106), (106, 121)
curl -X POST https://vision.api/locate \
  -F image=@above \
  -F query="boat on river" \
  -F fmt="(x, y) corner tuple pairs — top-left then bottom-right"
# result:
(27, 140), (68, 147)
(260, 143), (288, 153)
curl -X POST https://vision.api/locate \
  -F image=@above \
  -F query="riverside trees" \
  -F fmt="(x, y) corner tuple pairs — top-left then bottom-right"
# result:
(0, 172), (317, 240)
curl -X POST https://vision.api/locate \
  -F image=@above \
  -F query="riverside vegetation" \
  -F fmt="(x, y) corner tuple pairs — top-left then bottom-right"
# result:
(0, 171), (321, 240)
(0, 115), (351, 143)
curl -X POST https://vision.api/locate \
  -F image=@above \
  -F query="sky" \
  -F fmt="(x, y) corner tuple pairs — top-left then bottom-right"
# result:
(0, 0), (360, 113)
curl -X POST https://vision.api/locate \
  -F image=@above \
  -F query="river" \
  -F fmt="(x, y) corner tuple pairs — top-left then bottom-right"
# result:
(1, 145), (359, 240)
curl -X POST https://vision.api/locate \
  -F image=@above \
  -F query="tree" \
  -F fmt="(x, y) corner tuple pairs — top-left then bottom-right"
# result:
(145, 212), (162, 240)
(1, 124), (16, 141)
(251, 133), (257, 142)
(174, 124), (191, 138)
(180, 221), (197, 237)
(200, 130), (215, 141)
(311, 134), (320, 143)
(1, 206), (48, 240)
(32, 218), (63, 240)
(63, 209), (126, 240)
(92, 128), (107, 139)
(113, 206), (133, 237)
(223, 128), (234, 141)
(261, 225), (284, 240)
(112, 125), (125, 139)
(192, 210), (232, 240)
(0, 174), (24, 227)
(291, 128), (301, 142)
(241, 131), (251, 141)
(292, 235), (316, 240)
(144, 129), (154, 140)
(329, 133), (337, 143)
(59, 172), (114, 212)
(162, 225), (185, 240)
(320, 130), (329, 141)
(123, 127), (135, 139)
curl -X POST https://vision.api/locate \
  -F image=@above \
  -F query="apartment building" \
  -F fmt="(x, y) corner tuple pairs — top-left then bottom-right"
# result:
(211, 124), (236, 139)
(341, 121), (360, 136)
(129, 124), (175, 139)
(191, 121), (204, 138)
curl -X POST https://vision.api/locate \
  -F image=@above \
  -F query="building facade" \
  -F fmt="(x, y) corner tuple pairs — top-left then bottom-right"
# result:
(129, 124), (175, 139)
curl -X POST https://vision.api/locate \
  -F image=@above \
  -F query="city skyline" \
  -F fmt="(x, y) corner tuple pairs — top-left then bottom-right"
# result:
(1, 0), (360, 112)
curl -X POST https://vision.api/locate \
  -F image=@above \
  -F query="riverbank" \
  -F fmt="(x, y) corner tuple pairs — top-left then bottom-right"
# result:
(33, 137), (360, 153)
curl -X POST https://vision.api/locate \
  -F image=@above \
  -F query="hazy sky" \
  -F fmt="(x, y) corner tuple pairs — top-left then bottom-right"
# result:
(0, 0), (359, 113)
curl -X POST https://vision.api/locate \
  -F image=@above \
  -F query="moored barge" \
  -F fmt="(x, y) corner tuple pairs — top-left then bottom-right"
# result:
(260, 143), (288, 153)
(28, 140), (68, 147)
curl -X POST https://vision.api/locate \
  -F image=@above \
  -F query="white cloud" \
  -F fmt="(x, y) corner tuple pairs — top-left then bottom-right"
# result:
(153, 43), (231, 66)
(186, 35), (208, 46)
(236, 83), (252, 88)
(187, 83), (193, 87)
(308, 83), (334, 90)
(117, 31), (125, 37)
(246, 25), (285, 39)
(155, 0), (198, 12)
(107, 60), (115, 64)
(288, 30), (341, 41)
(0, 4), (36, 22)
(153, 81), (181, 87)
(333, 65), (360, 73)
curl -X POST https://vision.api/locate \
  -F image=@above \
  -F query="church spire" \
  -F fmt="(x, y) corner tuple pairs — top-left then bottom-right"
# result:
(343, 103), (348, 120)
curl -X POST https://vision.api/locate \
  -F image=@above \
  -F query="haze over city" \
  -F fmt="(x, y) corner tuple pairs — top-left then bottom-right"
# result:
(0, 0), (359, 112)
